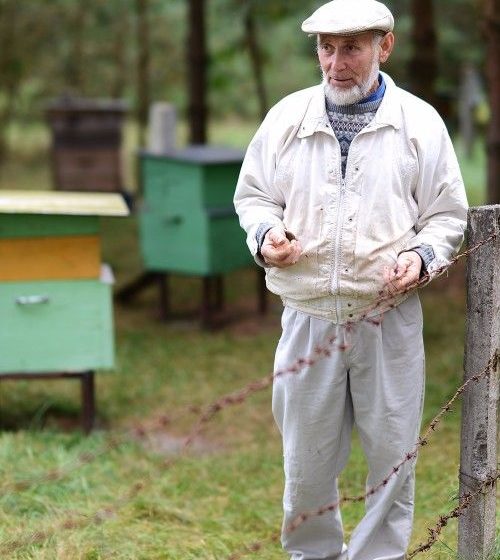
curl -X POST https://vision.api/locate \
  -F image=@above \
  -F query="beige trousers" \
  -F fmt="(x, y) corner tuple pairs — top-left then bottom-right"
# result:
(272, 293), (425, 560)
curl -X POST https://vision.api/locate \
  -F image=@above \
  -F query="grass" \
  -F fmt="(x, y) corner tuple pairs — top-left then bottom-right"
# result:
(0, 120), (497, 559)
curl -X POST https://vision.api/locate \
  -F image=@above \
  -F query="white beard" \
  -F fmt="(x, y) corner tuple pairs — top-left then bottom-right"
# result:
(322, 52), (380, 106)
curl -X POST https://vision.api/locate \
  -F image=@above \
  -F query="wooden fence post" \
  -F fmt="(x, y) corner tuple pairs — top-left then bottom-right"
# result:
(458, 205), (499, 560)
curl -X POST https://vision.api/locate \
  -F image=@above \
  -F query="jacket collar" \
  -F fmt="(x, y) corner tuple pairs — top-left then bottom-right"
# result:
(297, 71), (402, 139)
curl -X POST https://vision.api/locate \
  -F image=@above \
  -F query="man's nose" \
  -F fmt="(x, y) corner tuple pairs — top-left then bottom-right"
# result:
(330, 52), (347, 71)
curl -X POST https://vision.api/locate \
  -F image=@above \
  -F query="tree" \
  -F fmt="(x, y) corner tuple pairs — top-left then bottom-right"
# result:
(408, 0), (437, 106)
(64, 3), (86, 93)
(136, 0), (151, 147)
(92, 0), (132, 99)
(484, 0), (500, 203)
(0, 1), (58, 161)
(243, 2), (268, 121)
(0, 0), (20, 161)
(187, 0), (208, 144)
(242, 0), (314, 120)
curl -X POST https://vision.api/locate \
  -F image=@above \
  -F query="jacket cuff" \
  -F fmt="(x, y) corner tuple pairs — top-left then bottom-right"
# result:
(255, 222), (277, 254)
(410, 244), (435, 273)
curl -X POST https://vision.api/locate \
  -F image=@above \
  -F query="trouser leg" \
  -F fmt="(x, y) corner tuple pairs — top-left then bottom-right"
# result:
(347, 293), (425, 560)
(272, 307), (352, 560)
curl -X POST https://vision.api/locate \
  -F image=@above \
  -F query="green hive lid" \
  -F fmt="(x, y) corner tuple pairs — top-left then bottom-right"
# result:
(0, 190), (129, 216)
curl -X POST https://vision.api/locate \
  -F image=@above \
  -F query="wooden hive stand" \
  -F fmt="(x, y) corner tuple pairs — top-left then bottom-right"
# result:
(0, 190), (129, 433)
(117, 145), (267, 328)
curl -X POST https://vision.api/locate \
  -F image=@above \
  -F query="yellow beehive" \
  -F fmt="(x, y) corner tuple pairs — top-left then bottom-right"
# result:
(0, 190), (128, 282)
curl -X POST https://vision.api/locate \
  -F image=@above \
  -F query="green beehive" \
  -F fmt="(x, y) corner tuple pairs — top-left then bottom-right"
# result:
(0, 190), (128, 374)
(0, 277), (114, 372)
(139, 146), (252, 275)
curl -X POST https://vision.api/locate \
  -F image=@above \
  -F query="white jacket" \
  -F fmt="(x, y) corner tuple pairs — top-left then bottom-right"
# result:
(234, 73), (468, 323)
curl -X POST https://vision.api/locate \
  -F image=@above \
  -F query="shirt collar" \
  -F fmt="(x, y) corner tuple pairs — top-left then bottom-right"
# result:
(358, 73), (386, 104)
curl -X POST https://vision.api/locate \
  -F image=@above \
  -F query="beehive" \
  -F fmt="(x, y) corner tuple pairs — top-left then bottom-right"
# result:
(46, 98), (127, 192)
(139, 146), (252, 275)
(0, 190), (128, 373)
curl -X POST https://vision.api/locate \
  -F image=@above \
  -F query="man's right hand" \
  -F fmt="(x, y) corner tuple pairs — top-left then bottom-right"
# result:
(261, 227), (302, 268)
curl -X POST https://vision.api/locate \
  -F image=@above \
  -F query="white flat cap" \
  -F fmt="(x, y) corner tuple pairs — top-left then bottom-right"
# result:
(302, 0), (394, 35)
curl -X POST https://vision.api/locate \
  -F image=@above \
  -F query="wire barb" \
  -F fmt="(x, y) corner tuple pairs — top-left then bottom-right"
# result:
(0, 231), (497, 557)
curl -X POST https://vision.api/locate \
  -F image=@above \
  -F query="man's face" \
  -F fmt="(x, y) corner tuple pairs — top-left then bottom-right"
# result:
(318, 31), (384, 105)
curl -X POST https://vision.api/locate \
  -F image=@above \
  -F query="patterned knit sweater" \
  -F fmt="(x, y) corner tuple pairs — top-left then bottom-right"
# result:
(325, 86), (384, 178)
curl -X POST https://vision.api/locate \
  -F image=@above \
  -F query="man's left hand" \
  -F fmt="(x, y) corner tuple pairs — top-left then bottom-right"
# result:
(384, 251), (422, 295)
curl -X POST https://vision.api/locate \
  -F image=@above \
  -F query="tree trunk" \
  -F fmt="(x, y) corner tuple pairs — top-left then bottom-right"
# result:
(0, 0), (20, 163)
(0, 89), (15, 163)
(111, 12), (129, 99)
(408, 0), (437, 106)
(485, 0), (500, 204)
(187, 0), (208, 144)
(244, 4), (268, 122)
(136, 0), (151, 148)
(65, 4), (86, 94)
(459, 64), (479, 158)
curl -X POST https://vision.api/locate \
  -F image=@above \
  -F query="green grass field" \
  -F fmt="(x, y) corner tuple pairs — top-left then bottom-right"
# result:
(0, 122), (497, 559)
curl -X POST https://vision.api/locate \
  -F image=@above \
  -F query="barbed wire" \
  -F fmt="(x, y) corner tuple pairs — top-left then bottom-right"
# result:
(287, 350), (499, 524)
(406, 471), (499, 558)
(225, 352), (498, 560)
(2, 231), (496, 498)
(183, 231), (499, 448)
(0, 231), (497, 555)
(8, 341), (493, 555)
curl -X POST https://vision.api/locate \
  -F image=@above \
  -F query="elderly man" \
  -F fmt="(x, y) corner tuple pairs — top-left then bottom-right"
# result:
(234, 0), (468, 558)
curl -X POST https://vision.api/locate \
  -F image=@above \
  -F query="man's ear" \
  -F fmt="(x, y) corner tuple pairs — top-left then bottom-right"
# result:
(379, 32), (394, 63)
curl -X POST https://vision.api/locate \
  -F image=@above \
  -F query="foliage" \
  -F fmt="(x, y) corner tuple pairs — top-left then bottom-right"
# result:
(0, 0), (487, 127)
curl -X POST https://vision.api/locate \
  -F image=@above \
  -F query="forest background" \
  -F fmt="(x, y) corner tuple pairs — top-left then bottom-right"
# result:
(0, 0), (490, 174)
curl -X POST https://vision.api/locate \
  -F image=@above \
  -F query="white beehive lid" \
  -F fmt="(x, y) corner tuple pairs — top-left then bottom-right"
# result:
(0, 190), (129, 216)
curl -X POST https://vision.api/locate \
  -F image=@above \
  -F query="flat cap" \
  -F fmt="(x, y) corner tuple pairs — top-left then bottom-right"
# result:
(301, 0), (394, 35)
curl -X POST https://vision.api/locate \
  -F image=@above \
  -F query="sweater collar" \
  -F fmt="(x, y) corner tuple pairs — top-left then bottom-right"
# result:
(297, 72), (402, 139)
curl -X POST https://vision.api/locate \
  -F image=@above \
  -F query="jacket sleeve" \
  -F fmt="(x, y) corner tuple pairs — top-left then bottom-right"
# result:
(405, 119), (469, 278)
(233, 108), (287, 265)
